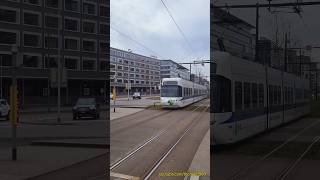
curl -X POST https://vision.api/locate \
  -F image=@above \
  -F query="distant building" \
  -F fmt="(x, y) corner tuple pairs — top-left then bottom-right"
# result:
(190, 74), (208, 86)
(110, 47), (161, 95)
(257, 37), (285, 70)
(211, 6), (255, 61)
(160, 60), (190, 80)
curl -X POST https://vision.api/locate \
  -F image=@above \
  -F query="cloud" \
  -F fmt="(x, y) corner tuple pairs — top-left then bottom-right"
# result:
(111, 0), (210, 77)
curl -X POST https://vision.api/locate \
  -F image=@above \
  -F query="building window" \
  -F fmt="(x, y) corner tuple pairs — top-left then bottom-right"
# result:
(65, 0), (79, 12)
(24, 33), (40, 47)
(46, 0), (59, 8)
(99, 5), (108, 17)
(83, 88), (90, 96)
(100, 61), (107, 71)
(83, 59), (96, 71)
(65, 38), (79, 50)
(117, 65), (122, 70)
(82, 40), (96, 52)
(99, 23), (108, 35)
(65, 18), (79, 31)
(64, 57), (79, 70)
(23, 54), (40, 68)
(24, 12), (40, 26)
(24, 0), (41, 5)
(110, 64), (115, 69)
(100, 42), (108, 53)
(117, 72), (122, 77)
(0, 54), (13, 66)
(44, 56), (57, 68)
(0, 31), (17, 45)
(0, 8), (18, 23)
(45, 15), (59, 29)
(83, 21), (96, 33)
(83, 2), (96, 15)
(45, 36), (58, 49)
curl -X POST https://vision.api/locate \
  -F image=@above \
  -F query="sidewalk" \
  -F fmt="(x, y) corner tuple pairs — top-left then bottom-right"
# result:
(0, 145), (106, 180)
(186, 129), (210, 180)
(20, 105), (108, 114)
(110, 107), (145, 120)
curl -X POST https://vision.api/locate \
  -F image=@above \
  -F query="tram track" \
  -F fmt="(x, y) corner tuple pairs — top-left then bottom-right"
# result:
(228, 119), (320, 180)
(143, 104), (210, 180)
(111, 98), (209, 135)
(110, 99), (210, 179)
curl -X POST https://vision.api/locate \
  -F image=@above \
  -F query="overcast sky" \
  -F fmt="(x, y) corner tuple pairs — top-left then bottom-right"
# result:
(111, 0), (210, 79)
(214, 0), (320, 64)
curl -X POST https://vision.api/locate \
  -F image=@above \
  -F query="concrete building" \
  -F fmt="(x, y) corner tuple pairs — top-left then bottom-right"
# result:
(110, 47), (161, 95)
(257, 37), (285, 70)
(211, 6), (255, 61)
(160, 60), (190, 80)
(0, 0), (109, 106)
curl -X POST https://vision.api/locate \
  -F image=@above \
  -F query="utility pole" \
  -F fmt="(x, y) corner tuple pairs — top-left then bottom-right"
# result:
(284, 33), (288, 72)
(57, 0), (62, 123)
(300, 48), (302, 76)
(255, 3), (259, 62)
(0, 55), (2, 99)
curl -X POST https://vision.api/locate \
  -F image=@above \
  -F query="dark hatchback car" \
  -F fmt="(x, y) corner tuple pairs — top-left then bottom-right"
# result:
(73, 97), (100, 120)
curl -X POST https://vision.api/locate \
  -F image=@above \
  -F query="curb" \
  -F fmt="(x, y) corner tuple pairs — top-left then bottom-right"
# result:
(20, 122), (74, 125)
(21, 108), (108, 114)
(31, 141), (109, 149)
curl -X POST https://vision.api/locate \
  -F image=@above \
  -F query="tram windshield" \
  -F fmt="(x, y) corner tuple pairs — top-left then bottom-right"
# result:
(161, 85), (182, 97)
(212, 75), (231, 113)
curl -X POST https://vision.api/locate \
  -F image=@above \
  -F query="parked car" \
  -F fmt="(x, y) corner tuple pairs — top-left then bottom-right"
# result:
(72, 97), (100, 120)
(0, 99), (10, 120)
(132, 92), (141, 99)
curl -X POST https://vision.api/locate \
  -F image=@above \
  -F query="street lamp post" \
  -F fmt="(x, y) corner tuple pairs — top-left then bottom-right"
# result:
(0, 55), (2, 99)
(11, 45), (18, 161)
(127, 49), (132, 101)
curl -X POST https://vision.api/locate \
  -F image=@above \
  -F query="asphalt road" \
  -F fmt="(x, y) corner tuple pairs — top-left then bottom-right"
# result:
(110, 99), (210, 179)
(0, 111), (107, 148)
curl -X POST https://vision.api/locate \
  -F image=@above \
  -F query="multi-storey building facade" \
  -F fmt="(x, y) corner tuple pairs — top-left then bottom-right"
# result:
(160, 60), (190, 80)
(0, 0), (109, 106)
(211, 6), (255, 61)
(110, 47), (161, 95)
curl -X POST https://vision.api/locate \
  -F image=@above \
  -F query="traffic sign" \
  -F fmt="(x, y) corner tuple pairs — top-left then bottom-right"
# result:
(125, 83), (131, 90)
(50, 68), (67, 88)
(112, 87), (117, 101)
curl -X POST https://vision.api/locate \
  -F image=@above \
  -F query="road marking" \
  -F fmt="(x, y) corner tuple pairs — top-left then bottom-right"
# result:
(110, 172), (140, 180)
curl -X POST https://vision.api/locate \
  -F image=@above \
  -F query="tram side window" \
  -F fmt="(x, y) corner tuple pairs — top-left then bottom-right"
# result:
(252, 83), (258, 108)
(258, 83), (264, 107)
(284, 87), (288, 105)
(269, 85), (273, 105)
(274, 86), (278, 105)
(244, 82), (251, 109)
(289, 87), (293, 104)
(278, 86), (281, 105)
(235, 81), (243, 111)
(212, 75), (231, 113)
